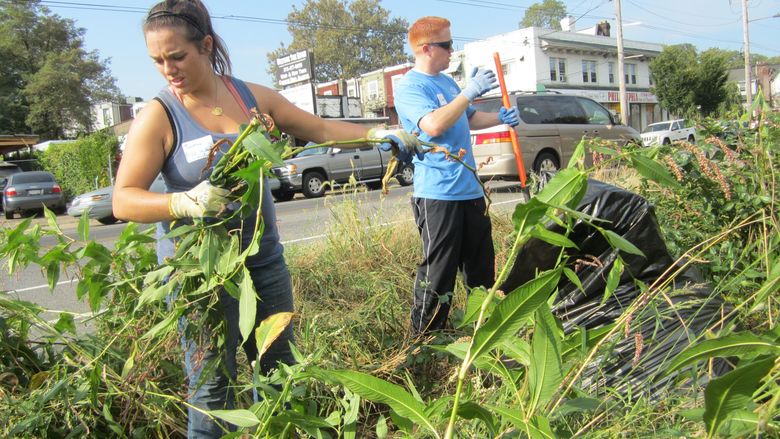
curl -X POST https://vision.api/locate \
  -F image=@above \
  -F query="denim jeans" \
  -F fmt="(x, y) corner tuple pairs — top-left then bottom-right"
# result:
(182, 257), (295, 438)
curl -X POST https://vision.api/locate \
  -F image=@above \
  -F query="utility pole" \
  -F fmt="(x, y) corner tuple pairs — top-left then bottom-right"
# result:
(741, 0), (752, 112)
(615, 0), (628, 125)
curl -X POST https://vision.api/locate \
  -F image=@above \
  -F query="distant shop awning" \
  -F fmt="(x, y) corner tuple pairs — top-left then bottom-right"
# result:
(444, 58), (463, 74)
(0, 134), (40, 156)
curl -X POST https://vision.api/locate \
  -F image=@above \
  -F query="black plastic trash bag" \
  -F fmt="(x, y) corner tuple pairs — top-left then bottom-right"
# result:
(499, 179), (731, 397)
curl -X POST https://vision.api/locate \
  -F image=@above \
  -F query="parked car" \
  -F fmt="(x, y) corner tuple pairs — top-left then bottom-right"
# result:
(0, 162), (23, 202)
(67, 176), (167, 225)
(470, 93), (641, 179)
(640, 119), (696, 146)
(271, 144), (413, 200)
(3, 171), (66, 219)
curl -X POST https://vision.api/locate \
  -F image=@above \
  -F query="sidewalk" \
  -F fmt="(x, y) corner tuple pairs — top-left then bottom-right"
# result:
(0, 212), (83, 232)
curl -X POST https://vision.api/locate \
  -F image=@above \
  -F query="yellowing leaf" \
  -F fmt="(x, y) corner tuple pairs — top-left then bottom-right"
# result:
(255, 312), (294, 363)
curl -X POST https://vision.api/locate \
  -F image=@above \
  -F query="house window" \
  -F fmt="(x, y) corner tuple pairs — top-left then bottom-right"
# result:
(501, 62), (511, 77)
(102, 108), (111, 126)
(347, 85), (357, 97)
(549, 57), (566, 82)
(608, 62), (615, 84)
(323, 90), (333, 96)
(390, 74), (404, 94)
(367, 80), (379, 99)
(625, 63), (637, 85)
(582, 60), (597, 83)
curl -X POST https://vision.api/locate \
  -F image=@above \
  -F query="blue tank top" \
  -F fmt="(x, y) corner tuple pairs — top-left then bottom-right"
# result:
(155, 76), (283, 267)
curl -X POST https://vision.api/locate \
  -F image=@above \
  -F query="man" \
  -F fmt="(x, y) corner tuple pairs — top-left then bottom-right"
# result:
(394, 16), (520, 334)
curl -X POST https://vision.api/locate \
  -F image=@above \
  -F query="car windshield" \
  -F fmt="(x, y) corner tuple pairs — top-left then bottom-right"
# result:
(11, 173), (53, 184)
(296, 146), (328, 157)
(643, 123), (672, 133)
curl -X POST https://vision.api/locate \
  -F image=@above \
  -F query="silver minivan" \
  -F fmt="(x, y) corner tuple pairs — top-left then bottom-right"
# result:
(470, 93), (641, 179)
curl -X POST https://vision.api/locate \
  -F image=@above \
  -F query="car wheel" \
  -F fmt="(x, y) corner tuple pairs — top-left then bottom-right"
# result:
(4, 209), (12, 220)
(272, 188), (295, 202)
(687, 135), (695, 143)
(97, 215), (119, 225)
(396, 164), (414, 186)
(662, 138), (671, 145)
(533, 151), (560, 174)
(302, 171), (327, 198)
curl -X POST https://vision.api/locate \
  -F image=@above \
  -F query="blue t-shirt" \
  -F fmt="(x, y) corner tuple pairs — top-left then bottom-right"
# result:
(394, 69), (482, 201)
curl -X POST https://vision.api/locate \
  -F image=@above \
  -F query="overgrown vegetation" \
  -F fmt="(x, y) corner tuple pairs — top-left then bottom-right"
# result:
(36, 130), (119, 199)
(1, 101), (777, 437)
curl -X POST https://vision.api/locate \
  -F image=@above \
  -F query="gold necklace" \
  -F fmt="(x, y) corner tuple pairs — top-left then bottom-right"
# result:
(211, 75), (223, 116)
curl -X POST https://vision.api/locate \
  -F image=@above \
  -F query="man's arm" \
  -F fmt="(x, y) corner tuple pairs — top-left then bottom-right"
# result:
(417, 95), (472, 137)
(469, 106), (520, 131)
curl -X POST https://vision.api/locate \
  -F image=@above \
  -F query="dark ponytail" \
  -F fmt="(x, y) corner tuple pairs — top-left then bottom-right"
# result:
(144, 0), (232, 75)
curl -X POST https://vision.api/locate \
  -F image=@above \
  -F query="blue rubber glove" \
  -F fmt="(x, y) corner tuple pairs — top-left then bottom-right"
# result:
(461, 67), (498, 102)
(498, 106), (520, 127)
(368, 128), (422, 163)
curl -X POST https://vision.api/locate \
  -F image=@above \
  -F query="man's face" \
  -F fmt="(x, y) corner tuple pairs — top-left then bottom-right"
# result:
(425, 27), (453, 72)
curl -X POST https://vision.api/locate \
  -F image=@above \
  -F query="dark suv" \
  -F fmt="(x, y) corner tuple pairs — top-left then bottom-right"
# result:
(470, 93), (641, 178)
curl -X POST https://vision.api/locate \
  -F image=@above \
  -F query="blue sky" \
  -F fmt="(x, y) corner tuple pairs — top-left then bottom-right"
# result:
(40, 0), (780, 100)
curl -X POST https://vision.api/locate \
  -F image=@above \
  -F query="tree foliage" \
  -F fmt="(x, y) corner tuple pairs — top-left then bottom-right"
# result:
(520, 0), (567, 30)
(37, 130), (118, 199)
(0, 0), (121, 139)
(266, 0), (410, 85)
(650, 44), (734, 117)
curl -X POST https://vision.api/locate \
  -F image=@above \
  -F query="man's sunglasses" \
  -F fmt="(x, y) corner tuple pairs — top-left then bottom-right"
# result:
(424, 40), (453, 51)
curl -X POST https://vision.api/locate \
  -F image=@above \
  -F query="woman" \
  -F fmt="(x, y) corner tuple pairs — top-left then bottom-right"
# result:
(113, 1), (417, 436)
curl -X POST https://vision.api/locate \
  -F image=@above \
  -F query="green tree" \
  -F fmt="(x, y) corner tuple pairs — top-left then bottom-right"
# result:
(520, 0), (567, 30)
(266, 0), (410, 85)
(0, 0), (121, 139)
(650, 44), (733, 117)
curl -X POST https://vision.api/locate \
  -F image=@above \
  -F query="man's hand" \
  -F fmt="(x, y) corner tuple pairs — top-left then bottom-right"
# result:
(461, 67), (498, 102)
(498, 106), (520, 127)
(169, 181), (231, 219)
(368, 128), (422, 163)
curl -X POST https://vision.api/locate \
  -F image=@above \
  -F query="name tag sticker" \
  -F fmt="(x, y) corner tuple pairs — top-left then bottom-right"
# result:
(182, 135), (214, 163)
(436, 93), (448, 106)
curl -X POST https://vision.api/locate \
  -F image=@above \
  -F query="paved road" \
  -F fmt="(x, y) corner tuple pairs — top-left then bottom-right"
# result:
(0, 181), (528, 329)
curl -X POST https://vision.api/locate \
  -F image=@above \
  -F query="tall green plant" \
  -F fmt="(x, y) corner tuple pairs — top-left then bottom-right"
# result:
(37, 130), (118, 198)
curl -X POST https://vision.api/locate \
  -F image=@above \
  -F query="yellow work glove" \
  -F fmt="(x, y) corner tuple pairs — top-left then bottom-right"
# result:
(168, 180), (231, 219)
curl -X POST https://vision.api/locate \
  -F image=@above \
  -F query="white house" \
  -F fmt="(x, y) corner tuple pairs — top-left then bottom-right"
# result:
(463, 24), (667, 132)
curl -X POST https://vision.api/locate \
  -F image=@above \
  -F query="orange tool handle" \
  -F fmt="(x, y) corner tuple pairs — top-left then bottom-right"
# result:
(493, 52), (527, 188)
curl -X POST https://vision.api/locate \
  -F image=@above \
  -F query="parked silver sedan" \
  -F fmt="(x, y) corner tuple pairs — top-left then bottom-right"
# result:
(68, 176), (166, 225)
(3, 171), (66, 219)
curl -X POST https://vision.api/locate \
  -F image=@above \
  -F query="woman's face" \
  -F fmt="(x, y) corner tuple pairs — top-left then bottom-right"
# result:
(145, 27), (213, 94)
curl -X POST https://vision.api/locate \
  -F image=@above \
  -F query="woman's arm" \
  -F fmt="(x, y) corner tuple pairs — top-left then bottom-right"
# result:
(249, 84), (371, 145)
(112, 100), (175, 223)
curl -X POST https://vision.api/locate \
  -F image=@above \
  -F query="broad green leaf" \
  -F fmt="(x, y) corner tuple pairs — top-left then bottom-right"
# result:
(457, 401), (497, 436)
(530, 227), (578, 249)
(567, 138), (587, 169)
(45, 261), (60, 291)
(630, 154), (680, 189)
(534, 168), (587, 208)
(484, 404), (530, 430)
(440, 342), (512, 376)
(718, 410), (761, 437)
(254, 312), (294, 364)
(511, 197), (548, 236)
(527, 304), (563, 415)
(269, 410), (333, 429)
(321, 369), (439, 438)
(529, 415), (556, 439)
(375, 413), (388, 439)
(54, 312), (76, 334)
(43, 205), (63, 234)
(471, 269), (561, 363)
(141, 309), (181, 340)
(667, 333), (780, 373)
(143, 266), (174, 287)
(198, 228), (218, 280)
(500, 338), (532, 367)
(121, 342), (138, 379)
(208, 409), (260, 428)
(456, 286), (489, 329)
(557, 397), (603, 415)
(749, 260), (780, 313)
(603, 230), (645, 257)
(241, 130), (285, 166)
(602, 256), (624, 303)
(703, 358), (774, 438)
(136, 281), (176, 308)
(562, 267), (585, 294)
(80, 241), (113, 264)
(238, 268), (258, 345)
(78, 209), (90, 241)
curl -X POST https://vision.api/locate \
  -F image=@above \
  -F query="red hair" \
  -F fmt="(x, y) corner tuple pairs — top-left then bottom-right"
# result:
(408, 16), (451, 48)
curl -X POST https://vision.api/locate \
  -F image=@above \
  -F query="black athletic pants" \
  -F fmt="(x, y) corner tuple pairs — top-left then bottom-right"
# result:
(410, 196), (495, 334)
